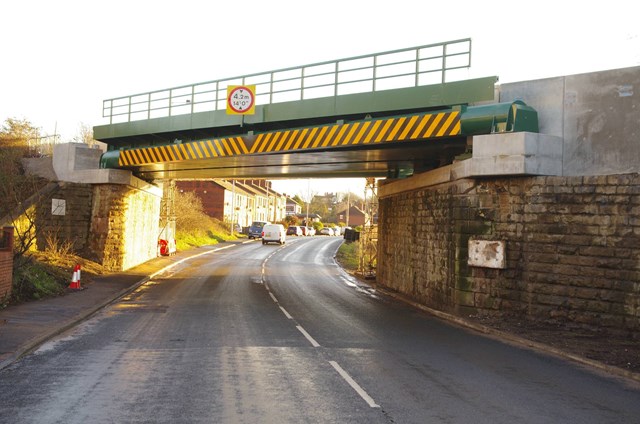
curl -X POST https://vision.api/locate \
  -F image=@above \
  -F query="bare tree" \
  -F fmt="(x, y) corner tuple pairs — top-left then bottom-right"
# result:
(73, 122), (99, 148)
(0, 119), (41, 217)
(0, 119), (49, 260)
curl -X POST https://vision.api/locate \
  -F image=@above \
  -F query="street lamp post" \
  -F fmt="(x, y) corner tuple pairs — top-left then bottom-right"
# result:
(230, 179), (236, 234)
(346, 191), (350, 227)
(306, 179), (310, 225)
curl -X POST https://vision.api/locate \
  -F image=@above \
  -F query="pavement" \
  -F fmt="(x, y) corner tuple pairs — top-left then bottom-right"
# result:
(0, 242), (241, 370)
(0, 240), (638, 385)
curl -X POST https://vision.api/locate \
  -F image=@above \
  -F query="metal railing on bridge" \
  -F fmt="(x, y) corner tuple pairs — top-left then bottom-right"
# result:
(103, 38), (472, 124)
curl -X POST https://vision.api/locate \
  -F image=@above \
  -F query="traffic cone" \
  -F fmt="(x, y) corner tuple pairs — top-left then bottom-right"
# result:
(69, 264), (81, 289)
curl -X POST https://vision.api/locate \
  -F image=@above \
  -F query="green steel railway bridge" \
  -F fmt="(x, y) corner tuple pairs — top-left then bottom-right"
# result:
(94, 38), (538, 181)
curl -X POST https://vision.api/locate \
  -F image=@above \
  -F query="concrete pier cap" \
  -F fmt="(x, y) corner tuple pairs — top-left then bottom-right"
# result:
(52, 143), (161, 196)
(470, 132), (564, 177)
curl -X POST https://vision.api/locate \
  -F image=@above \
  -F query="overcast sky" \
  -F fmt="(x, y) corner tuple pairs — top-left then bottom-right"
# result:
(1, 0), (638, 196)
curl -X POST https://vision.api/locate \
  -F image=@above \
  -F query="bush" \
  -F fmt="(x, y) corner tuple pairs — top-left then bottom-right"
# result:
(171, 191), (241, 250)
(42, 231), (74, 260)
(174, 191), (213, 233)
(11, 259), (66, 303)
(283, 215), (299, 226)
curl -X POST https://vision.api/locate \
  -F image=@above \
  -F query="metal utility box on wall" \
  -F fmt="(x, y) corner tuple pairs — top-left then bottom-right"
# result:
(468, 239), (506, 269)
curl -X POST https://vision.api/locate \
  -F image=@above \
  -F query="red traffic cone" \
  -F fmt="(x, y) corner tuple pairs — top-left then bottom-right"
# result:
(69, 264), (82, 289)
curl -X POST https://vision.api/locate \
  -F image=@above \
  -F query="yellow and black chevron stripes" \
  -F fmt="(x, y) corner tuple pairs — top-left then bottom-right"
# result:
(249, 111), (460, 153)
(118, 111), (460, 167)
(119, 136), (249, 167)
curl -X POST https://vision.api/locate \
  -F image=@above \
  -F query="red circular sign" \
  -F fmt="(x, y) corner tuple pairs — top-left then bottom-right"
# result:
(228, 86), (255, 113)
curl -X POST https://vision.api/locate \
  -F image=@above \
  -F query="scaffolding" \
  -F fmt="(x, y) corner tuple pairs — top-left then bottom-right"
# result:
(358, 178), (378, 280)
(158, 180), (177, 256)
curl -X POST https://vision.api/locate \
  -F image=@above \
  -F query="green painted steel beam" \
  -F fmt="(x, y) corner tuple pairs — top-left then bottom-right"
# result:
(94, 76), (497, 146)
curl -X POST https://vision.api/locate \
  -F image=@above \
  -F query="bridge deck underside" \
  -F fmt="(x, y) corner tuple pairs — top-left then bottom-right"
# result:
(126, 137), (467, 180)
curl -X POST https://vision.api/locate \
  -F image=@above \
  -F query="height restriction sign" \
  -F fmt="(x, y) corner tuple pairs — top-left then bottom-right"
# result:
(226, 85), (256, 115)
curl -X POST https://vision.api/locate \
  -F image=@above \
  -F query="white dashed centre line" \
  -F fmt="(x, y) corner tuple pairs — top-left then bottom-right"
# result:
(296, 325), (321, 347)
(329, 361), (380, 408)
(279, 306), (293, 319)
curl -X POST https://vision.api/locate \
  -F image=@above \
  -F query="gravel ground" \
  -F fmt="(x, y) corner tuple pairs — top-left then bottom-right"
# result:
(466, 314), (639, 374)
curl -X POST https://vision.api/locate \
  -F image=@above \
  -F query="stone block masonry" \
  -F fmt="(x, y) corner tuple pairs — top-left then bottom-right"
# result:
(377, 173), (640, 335)
(34, 182), (161, 272)
(89, 184), (161, 271)
(35, 182), (94, 253)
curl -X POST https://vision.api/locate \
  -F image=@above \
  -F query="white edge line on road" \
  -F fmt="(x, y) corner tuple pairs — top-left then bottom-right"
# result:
(329, 361), (380, 408)
(340, 277), (357, 288)
(149, 244), (236, 279)
(269, 292), (278, 303)
(214, 245), (234, 251)
(296, 325), (321, 347)
(279, 306), (293, 319)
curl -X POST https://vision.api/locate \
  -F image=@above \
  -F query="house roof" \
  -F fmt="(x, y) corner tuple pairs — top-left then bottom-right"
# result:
(336, 205), (366, 216)
(234, 181), (265, 197)
(212, 180), (253, 197)
(239, 181), (285, 198)
(296, 213), (322, 220)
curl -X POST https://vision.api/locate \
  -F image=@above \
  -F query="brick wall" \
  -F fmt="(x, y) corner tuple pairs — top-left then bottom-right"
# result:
(0, 227), (14, 299)
(176, 180), (225, 219)
(378, 174), (640, 334)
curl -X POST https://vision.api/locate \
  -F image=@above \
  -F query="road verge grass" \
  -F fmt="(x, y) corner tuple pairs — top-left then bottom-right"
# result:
(335, 240), (359, 273)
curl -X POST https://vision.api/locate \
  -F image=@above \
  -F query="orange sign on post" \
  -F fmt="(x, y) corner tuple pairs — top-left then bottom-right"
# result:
(227, 85), (256, 115)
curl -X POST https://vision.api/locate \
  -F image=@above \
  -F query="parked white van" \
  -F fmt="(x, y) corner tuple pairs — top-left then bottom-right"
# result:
(261, 224), (286, 245)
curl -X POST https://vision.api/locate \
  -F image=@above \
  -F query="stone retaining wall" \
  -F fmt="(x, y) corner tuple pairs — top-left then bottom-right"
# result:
(89, 184), (161, 271)
(35, 182), (93, 253)
(35, 182), (161, 272)
(377, 173), (640, 334)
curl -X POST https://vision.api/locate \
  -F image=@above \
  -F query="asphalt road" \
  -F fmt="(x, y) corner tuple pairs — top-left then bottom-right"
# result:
(0, 237), (639, 423)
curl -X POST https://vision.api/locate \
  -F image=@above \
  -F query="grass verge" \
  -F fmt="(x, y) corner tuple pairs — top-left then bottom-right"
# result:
(175, 226), (244, 251)
(335, 240), (359, 273)
(4, 219), (244, 307)
(8, 251), (107, 306)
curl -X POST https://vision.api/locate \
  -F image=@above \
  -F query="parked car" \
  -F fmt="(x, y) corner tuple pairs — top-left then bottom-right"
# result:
(248, 221), (269, 239)
(262, 224), (286, 245)
(306, 226), (316, 236)
(287, 225), (303, 236)
(319, 227), (334, 236)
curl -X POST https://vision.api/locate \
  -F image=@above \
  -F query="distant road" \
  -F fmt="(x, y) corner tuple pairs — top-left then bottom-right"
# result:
(1, 237), (638, 423)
